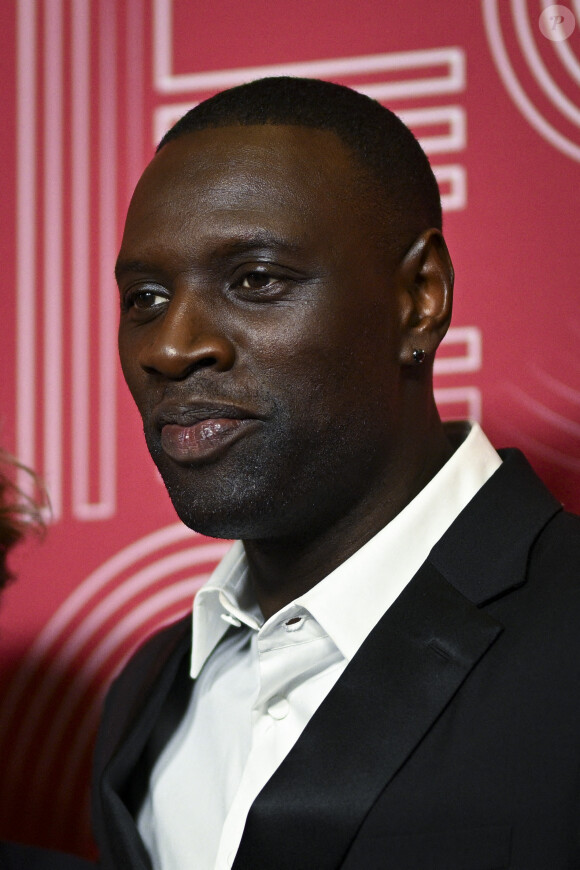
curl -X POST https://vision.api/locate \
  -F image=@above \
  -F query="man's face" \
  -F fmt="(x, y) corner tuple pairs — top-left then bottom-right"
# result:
(117, 124), (409, 543)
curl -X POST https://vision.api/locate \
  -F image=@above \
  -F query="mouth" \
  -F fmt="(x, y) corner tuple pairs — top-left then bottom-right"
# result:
(154, 402), (263, 464)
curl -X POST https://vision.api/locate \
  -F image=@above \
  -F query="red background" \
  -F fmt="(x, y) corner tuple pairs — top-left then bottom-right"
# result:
(1, 0), (579, 859)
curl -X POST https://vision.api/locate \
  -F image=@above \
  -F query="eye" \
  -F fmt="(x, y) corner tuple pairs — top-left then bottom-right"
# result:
(123, 285), (168, 312)
(239, 271), (277, 291)
(233, 267), (292, 301)
(133, 289), (167, 309)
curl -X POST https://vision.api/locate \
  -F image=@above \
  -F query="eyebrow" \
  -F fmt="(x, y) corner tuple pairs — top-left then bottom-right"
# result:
(213, 232), (304, 256)
(114, 232), (305, 282)
(114, 259), (158, 282)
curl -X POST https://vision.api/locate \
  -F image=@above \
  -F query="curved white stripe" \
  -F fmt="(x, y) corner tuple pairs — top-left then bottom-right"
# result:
(0, 526), (228, 745)
(504, 429), (580, 472)
(552, 34), (580, 85)
(0, 543), (227, 787)
(2, 562), (220, 796)
(530, 365), (580, 404)
(513, 0), (580, 127)
(34, 578), (209, 795)
(10, 524), (202, 659)
(506, 383), (580, 438)
(0, 523), (194, 728)
(52, 605), (196, 840)
(482, 0), (580, 161)
(53, 546), (226, 667)
(543, 0), (580, 86)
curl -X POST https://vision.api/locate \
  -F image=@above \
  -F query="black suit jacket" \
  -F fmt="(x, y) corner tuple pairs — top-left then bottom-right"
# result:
(93, 450), (580, 869)
(0, 843), (95, 869)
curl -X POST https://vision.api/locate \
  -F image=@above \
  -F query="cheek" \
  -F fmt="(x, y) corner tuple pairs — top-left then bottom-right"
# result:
(118, 332), (147, 404)
(269, 295), (395, 367)
(242, 313), (392, 421)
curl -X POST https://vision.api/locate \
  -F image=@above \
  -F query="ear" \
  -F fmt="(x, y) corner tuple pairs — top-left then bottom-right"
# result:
(396, 228), (454, 366)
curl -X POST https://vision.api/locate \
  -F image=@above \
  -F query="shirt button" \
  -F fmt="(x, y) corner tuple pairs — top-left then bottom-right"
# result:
(267, 696), (289, 719)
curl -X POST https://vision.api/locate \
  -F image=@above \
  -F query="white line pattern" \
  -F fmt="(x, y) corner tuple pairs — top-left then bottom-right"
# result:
(94, 0), (118, 519)
(15, 0), (120, 522)
(434, 387), (482, 422)
(16, 0), (37, 498)
(71, 0), (92, 519)
(513, 0), (580, 128)
(482, 0), (580, 161)
(0, 526), (229, 809)
(153, 2), (465, 97)
(435, 327), (482, 375)
(43, 0), (65, 520)
(397, 106), (466, 154)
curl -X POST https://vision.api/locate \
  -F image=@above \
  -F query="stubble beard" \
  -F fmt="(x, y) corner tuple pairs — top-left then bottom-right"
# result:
(144, 411), (377, 545)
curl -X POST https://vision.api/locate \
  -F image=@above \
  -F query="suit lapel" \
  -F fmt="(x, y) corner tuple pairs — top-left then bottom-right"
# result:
(234, 562), (502, 870)
(430, 448), (561, 605)
(234, 450), (561, 870)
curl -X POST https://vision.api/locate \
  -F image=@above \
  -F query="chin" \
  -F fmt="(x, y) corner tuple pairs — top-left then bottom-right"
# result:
(156, 455), (290, 541)
(166, 486), (288, 541)
(144, 422), (366, 543)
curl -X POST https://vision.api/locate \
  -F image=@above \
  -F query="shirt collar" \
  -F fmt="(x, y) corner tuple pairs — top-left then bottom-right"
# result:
(296, 421), (500, 659)
(190, 422), (501, 677)
(191, 542), (259, 677)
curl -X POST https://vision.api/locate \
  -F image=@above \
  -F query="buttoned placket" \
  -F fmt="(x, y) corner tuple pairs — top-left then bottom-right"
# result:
(214, 604), (344, 870)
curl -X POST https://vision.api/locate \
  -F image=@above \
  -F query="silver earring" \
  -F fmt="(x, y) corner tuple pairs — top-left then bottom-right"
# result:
(412, 348), (426, 364)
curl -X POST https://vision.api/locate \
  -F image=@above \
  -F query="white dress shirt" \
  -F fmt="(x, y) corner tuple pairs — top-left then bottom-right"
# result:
(137, 422), (502, 870)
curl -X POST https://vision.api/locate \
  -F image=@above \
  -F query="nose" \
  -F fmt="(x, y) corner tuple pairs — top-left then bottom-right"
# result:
(138, 293), (236, 379)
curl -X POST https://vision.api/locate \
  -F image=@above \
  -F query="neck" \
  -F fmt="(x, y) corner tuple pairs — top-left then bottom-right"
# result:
(244, 411), (454, 621)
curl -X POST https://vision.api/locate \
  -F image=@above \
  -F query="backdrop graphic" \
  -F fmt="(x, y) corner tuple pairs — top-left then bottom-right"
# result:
(0, 0), (579, 858)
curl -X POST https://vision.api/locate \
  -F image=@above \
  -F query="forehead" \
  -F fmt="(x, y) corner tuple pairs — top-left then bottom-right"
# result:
(122, 125), (366, 246)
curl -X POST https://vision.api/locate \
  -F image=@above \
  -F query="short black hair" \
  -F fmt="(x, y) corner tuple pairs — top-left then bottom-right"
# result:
(157, 76), (442, 255)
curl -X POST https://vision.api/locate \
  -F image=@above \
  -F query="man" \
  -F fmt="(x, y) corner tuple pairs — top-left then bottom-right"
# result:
(0, 456), (95, 869)
(93, 78), (580, 869)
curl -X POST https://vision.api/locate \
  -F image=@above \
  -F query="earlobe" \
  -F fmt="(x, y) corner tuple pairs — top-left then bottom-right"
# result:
(396, 228), (454, 366)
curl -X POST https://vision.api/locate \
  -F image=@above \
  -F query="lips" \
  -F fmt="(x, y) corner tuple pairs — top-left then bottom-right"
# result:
(154, 402), (263, 464)
(161, 418), (260, 462)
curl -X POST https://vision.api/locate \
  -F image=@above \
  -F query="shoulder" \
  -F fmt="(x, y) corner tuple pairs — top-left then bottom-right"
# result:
(525, 508), (580, 606)
(531, 508), (580, 565)
(484, 507), (580, 665)
(94, 614), (191, 775)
